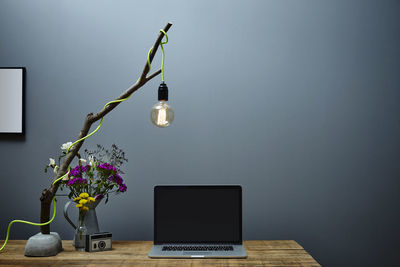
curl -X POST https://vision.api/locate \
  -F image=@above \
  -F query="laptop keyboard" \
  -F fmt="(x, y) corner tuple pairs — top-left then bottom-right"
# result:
(162, 245), (234, 251)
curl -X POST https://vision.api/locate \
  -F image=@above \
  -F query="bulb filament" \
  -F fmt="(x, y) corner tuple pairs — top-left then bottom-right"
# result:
(157, 108), (167, 126)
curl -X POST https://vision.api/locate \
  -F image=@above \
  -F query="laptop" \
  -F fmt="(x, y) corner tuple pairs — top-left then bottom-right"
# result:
(148, 185), (247, 258)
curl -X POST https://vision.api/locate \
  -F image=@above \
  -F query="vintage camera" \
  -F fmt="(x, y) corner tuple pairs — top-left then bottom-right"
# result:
(85, 232), (112, 252)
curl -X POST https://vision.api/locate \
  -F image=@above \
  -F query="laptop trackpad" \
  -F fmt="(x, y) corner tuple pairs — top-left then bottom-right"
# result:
(184, 252), (212, 255)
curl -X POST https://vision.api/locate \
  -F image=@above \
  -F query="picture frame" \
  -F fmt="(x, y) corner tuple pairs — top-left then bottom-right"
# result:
(0, 67), (25, 134)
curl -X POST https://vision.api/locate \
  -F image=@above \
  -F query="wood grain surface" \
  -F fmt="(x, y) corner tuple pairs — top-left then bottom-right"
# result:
(0, 240), (321, 266)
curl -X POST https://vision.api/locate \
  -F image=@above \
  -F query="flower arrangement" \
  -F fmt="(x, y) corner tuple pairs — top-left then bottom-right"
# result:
(46, 144), (128, 214)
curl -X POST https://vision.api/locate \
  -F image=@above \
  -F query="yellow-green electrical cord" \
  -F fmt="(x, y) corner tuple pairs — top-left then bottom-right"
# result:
(148, 29), (168, 82)
(0, 29), (168, 252)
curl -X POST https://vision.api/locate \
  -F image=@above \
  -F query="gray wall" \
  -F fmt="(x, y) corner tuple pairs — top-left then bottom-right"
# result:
(1, 0), (399, 266)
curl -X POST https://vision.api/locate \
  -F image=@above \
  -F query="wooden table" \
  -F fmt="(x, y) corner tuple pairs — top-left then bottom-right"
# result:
(0, 240), (321, 266)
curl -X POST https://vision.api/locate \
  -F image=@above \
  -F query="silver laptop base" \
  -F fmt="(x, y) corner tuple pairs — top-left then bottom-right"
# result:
(148, 244), (247, 258)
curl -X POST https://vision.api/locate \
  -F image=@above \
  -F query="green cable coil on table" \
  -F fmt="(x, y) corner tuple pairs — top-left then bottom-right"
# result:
(0, 29), (168, 252)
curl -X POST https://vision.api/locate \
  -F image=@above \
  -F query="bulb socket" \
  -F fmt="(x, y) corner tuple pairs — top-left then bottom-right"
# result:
(158, 82), (169, 101)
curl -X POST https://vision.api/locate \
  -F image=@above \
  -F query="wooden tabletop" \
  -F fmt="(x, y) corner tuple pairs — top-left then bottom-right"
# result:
(0, 240), (320, 266)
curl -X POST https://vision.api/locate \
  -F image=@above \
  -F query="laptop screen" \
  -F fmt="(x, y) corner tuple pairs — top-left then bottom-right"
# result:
(154, 185), (242, 244)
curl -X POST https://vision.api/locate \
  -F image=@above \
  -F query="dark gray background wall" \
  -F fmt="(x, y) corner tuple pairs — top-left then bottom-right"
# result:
(0, 0), (399, 266)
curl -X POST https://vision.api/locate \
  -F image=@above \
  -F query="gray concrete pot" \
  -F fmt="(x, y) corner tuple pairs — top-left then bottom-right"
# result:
(24, 232), (63, 257)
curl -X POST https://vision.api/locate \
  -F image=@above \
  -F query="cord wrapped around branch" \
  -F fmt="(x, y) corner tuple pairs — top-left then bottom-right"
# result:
(40, 22), (173, 234)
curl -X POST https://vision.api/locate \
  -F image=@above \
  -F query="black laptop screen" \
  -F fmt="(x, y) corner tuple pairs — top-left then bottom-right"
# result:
(154, 185), (242, 244)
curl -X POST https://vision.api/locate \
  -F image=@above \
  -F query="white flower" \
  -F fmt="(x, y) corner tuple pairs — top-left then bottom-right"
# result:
(49, 158), (55, 166)
(79, 158), (87, 165)
(88, 155), (95, 166)
(61, 142), (73, 150)
(53, 165), (59, 174)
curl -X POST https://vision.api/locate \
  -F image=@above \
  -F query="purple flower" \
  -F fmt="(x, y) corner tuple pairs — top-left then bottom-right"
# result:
(94, 194), (104, 200)
(69, 165), (90, 177)
(97, 163), (117, 172)
(107, 174), (127, 192)
(108, 174), (123, 185)
(118, 183), (127, 192)
(66, 177), (88, 186)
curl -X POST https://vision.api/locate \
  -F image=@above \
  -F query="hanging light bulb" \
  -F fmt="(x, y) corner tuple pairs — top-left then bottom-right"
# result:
(150, 82), (174, 127)
(149, 29), (174, 127)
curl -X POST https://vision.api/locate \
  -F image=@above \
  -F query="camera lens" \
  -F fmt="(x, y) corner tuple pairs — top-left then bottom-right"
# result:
(98, 241), (106, 250)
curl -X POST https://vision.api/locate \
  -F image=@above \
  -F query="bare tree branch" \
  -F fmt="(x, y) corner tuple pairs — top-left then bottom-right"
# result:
(40, 22), (173, 234)
(146, 68), (162, 82)
(140, 22), (173, 81)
